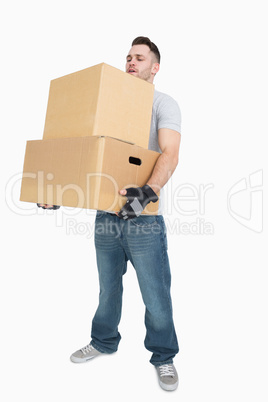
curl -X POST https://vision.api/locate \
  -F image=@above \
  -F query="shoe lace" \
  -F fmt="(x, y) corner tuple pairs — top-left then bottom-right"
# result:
(159, 364), (175, 377)
(81, 344), (94, 355)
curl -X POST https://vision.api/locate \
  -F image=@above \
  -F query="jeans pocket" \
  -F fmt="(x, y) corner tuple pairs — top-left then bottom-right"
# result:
(130, 215), (159, 228)
(95, 211), (106, 219)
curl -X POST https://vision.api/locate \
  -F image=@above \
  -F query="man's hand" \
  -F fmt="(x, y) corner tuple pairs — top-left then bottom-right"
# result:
(117, 185), (158, 220)
(37, 203), (60, 210)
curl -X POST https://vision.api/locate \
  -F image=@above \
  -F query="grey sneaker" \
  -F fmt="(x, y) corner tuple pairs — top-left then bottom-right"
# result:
(156, 364), (179, 391)
(70, 343), (102, 363)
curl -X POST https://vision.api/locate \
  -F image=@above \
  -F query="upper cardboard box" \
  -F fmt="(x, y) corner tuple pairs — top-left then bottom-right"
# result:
(42, 63), (154, 149)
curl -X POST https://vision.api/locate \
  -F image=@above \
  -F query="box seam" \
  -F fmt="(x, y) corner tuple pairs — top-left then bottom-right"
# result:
(93, 137), (105, 208)
(93, 63), (105, 136)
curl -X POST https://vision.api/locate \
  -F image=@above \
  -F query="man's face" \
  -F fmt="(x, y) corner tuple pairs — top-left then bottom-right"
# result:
(125, 44), (159, 83)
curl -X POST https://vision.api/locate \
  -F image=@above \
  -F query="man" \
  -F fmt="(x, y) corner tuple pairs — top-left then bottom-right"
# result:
(39, 36), (181, 392)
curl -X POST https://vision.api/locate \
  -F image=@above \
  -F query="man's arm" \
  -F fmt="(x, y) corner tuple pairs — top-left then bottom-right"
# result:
(146, 128), (181, 194)
(117, 128), (181, 219)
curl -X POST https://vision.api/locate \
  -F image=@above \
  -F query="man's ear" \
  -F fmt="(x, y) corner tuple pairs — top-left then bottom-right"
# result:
(152, 63), (160, 75)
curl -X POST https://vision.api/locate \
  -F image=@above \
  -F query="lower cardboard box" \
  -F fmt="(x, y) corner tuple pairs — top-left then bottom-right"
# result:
(20, 136), (160, 214)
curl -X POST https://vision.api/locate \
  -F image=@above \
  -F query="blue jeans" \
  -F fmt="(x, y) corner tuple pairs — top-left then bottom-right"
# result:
(91, 211), (179, 366)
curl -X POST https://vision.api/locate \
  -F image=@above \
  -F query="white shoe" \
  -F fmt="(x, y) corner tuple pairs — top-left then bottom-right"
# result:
(70, 343), (102, 363)
(156, 364), (179, 391)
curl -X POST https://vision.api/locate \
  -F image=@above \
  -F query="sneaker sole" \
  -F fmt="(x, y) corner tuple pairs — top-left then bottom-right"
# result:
(158, 379), (178, 392)
(70, 354), (100, 363)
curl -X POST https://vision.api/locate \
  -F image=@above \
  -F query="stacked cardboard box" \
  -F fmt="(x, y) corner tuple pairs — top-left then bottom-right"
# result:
(20, 63), (160, 213)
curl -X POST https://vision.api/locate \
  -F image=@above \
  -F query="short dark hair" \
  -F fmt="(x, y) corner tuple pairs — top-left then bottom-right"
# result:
(131, 36), (161, 64)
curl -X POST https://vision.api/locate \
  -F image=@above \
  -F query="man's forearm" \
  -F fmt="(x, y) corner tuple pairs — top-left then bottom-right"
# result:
(146, 151), (178, 194)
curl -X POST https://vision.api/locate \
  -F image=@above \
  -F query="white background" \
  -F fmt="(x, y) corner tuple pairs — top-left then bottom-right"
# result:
(1, 0), (267, 400)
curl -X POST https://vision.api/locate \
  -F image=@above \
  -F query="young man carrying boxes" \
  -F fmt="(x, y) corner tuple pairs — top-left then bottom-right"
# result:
(70, 37), (181, 392)
(36, 36), (182, 391)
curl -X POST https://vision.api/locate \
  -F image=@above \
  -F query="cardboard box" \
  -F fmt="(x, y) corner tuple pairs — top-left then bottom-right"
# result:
(20, 136), (160, 214)
(42, 63), (154, 149)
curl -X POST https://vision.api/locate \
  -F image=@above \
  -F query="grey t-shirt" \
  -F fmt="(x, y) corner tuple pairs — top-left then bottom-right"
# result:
(148, 90), (181, 215)
(148, 90), (181, 153)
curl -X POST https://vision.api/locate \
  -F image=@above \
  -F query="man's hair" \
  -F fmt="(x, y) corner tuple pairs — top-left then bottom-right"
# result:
(132, 36), (161, 64)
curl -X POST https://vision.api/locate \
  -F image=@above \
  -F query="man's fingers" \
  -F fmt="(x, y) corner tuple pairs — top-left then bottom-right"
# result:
(119, 189), (127, 196)
(37, 203), (57, 209)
